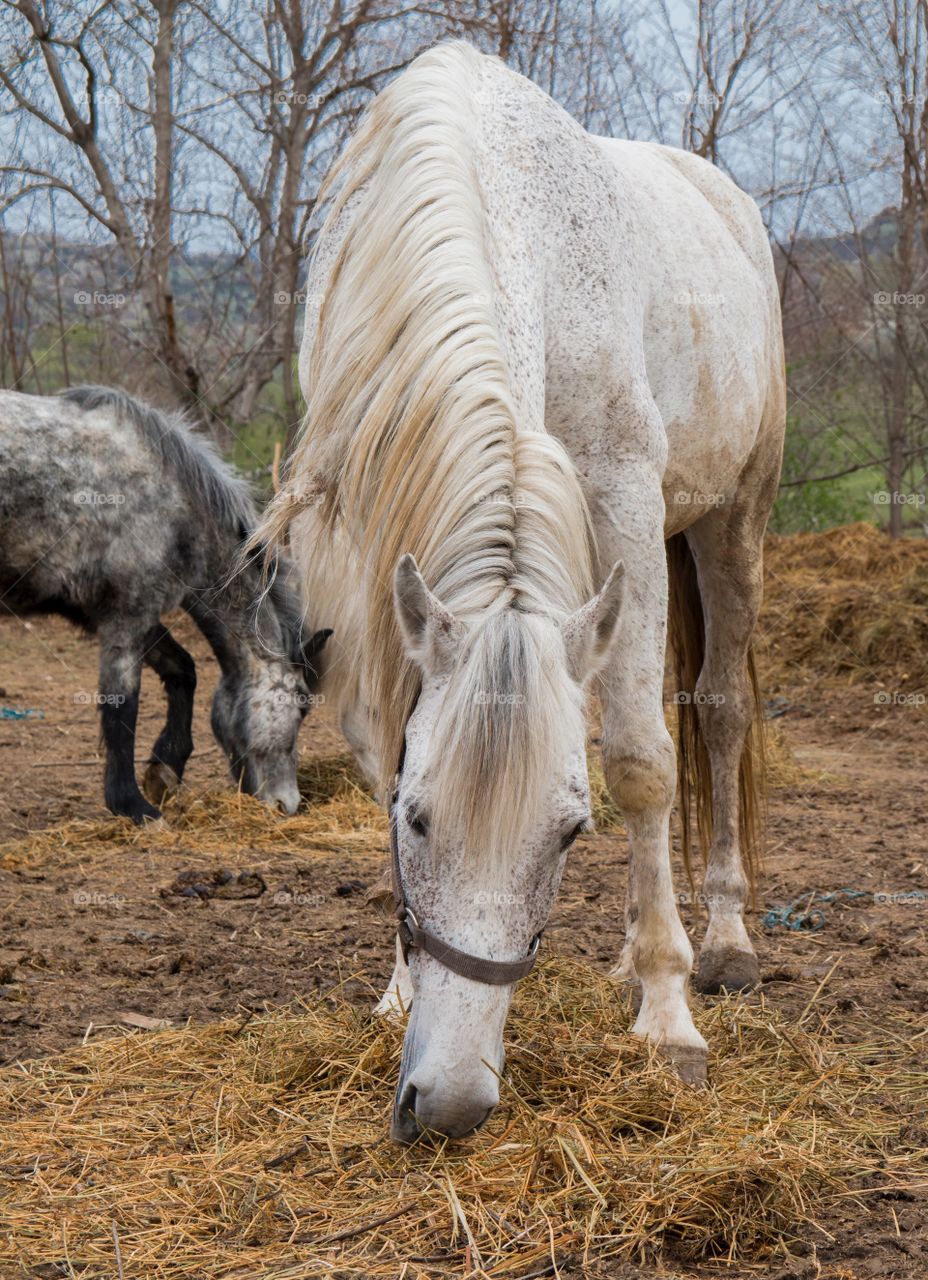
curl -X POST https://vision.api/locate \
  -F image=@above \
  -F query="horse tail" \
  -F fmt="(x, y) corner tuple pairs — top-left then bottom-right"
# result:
(666, 532), (764, 900)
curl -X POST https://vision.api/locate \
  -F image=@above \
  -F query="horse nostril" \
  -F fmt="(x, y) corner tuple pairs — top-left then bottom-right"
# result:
(474, 1105), (494, 1134)
(391, 1084), (420, 1144)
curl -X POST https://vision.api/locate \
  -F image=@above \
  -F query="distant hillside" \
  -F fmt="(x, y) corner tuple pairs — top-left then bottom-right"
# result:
(2, 233), (262, 333)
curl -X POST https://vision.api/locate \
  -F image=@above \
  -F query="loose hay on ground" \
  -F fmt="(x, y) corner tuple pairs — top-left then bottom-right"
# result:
(762, 523), (928, 687)
(2, 958), (925, 1279)
(0, 753), (386, 875)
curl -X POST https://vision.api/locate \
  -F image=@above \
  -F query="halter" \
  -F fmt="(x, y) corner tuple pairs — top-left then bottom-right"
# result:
(389, 771), (543, 987)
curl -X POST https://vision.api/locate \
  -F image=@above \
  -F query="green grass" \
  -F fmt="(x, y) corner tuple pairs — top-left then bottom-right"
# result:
(770, 390), (914, 534)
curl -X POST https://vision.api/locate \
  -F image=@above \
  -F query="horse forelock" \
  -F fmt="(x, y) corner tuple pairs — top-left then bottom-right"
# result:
(421, 607), (586, 866)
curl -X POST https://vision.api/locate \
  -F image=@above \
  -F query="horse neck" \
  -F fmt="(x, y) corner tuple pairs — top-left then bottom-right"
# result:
(187, 556), (279, 680)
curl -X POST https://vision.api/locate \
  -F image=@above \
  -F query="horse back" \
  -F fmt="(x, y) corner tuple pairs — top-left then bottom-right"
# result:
(0, 390), (192, 624)
(462, 58), (782, 522)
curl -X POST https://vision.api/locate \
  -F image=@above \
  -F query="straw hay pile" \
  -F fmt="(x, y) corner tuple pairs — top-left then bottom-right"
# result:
(2, 957), (926, 1279)
(762, 522), (928, 685)
(0, 754), (384, 878)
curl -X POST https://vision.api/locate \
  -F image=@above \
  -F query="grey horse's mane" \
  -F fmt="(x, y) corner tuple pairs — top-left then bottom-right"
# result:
(61, 385), (305, 665)
(60, 385), (257, 535)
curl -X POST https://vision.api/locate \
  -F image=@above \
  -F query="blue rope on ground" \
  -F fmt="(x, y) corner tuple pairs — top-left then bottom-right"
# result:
(764, 887), (881, 932)
(1, 706), (44, 720)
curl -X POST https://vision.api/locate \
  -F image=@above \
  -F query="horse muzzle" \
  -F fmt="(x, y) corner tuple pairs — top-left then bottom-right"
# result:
(391, 1070), (500, 1144)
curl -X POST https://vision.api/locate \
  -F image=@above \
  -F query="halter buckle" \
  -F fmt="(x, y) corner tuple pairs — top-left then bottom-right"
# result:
(395, 904), (419, 963)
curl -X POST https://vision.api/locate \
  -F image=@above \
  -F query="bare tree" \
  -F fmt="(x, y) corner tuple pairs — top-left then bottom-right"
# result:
(0, 0), (205, 410)
(0, 0), (450, 444)
(769, 2), (928, 535)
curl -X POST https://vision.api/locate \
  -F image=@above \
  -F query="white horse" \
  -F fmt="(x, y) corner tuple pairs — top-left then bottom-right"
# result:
(260, 42), (784, 1143)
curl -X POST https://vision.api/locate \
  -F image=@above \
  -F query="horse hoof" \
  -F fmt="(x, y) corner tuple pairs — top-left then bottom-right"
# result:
(143, 761), (181, 805)
(662, 1042), (708, 1086)
(117, 800), (162, 825)
(695, 948), (761, 995)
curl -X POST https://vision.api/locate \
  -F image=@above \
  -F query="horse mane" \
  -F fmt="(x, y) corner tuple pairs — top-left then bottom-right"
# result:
(61, 385), (257, 536)
(258, 42), (594, 856)
(290, 506), (367, 729)
(61, 384), (305, 667)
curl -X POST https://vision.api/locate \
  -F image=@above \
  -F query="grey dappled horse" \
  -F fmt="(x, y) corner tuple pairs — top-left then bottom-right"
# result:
(0, 386), (329, 822)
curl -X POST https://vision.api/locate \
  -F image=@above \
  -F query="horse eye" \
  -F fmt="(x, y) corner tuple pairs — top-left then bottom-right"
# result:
(407, 809), (429, 838)
(561, 820), (590, 852)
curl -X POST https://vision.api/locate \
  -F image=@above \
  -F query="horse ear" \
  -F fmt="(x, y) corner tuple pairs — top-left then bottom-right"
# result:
(561, 561), (625, 683)
(301, 628), (332, 681)
(393, 553), (463, 673)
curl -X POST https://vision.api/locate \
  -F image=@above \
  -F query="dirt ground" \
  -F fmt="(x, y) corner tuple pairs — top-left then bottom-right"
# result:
(1, 604), (927, 1279)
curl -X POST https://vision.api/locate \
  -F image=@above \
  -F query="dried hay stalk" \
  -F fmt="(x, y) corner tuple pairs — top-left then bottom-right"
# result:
(1, 959), (925, 1278)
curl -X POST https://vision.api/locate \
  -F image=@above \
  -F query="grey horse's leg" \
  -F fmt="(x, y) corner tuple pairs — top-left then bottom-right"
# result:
(141, 623), (197, 805)
(99, 623), (160, 823)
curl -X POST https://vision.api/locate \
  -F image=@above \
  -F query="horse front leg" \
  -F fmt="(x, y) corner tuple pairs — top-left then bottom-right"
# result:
(141, 623), (197, 806)
(99, 625), (159, 823)
(374, 936), (415, 1018)
(594, 475), (707, 1083)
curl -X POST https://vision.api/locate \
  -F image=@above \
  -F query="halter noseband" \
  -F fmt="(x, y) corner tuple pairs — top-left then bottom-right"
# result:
(389, 779), (542, 987)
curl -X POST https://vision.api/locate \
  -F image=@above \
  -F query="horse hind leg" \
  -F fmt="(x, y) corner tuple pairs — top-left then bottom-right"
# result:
(678, 442), (779, 995)
(141, 623), (197, 805)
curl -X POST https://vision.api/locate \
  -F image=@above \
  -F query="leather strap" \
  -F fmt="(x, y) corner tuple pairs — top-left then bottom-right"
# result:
(389, 792), (541, 986)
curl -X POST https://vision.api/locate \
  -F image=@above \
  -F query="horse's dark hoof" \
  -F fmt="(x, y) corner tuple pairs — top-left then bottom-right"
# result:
(662, 1042), (708, 1086)
(108, 795), (162, 825)
(695, 948), (761, 995)
(143, 760), (181, 805)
